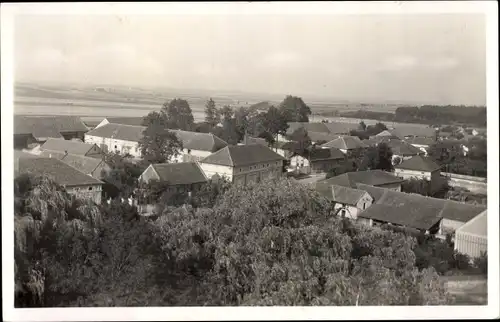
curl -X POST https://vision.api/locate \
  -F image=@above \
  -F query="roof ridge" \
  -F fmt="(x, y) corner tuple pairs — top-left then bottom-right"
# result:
(194, 161), (209, 181)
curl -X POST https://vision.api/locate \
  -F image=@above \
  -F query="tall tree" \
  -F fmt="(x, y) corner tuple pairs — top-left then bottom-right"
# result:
(289, 127), (312, 156)
(264, 106), (289, 140)
(278, 95), (312, 122)
(162, 98), (195, 130)
(138, 119), (183, 164)
(204, 98), (220, 128)
(359, 143), (394, 171)
(219, 105), (234, 122)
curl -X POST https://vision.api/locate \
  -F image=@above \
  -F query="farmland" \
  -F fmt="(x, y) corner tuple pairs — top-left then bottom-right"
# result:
(14, 82), (409, 125)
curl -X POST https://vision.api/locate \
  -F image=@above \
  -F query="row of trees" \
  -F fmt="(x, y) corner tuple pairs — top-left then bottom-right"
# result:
(16, 174), (467, 307)
(337, 105), (486, 127)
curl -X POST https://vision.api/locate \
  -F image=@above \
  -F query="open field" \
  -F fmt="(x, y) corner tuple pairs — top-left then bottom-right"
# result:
(14, 83), (407, 123)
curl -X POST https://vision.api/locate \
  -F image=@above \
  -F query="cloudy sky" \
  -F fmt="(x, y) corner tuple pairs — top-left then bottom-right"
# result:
(14, 13), (486, 105)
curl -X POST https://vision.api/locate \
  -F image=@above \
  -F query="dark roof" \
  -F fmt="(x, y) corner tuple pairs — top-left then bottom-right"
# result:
(40, 138), (98, 156)
(387, 140), (424, 156)
(17, 157), (103, 186)
(58, 154), (105, 175)
(201, 144), (285, 167)
(405, 137), (436, 146)
(273, 141), (300, 151)
(358, 204), (442, 230)
(14, 115), (88, 137)
(320, 136), (367, 150)
(104, 117), (146, 126)
(321, 170), (404, 188)
(40, 150), (67, 159)
(355, 184), (486, 223)
(330, 184), (370, 206)
(395, 155), (441, 172)
(391, 125), (437, 138)
(308, 132), (341, 143)
(173, 130), (228, 152)
(286, 122), (330, 135)
(85, 123), (146, 142)
(308, 147), (345, 161)
(150, 162), (208, 185)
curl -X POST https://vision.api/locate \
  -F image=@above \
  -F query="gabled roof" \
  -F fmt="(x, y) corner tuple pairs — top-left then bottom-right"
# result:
(149, 162), (208, 185)
(85, 123), (146, 142)
(395, 155), (441, 172)
(320, 136), (368, 150)
(405, 137), (436, 146)
(329, 184), (370, 206)
(387, 140), (424, 156)
(390, 125), (437, 138)
(173, 130), (228, 152)
(373, 130), (402, 139)
(14, 115), (88, 136)
(308, 132), (341, 143)
(456, 210), (487, 237)
(200, 144), (284, 167)
(308, 147), (345, 161)
(358, 204), (442, 230)
(321, 170), (404, 188)
(40, 138), (98, 156)
(286, 122), (330, 135)
(58, 154), (106, 176)
(104, 117), (145, 126)
(355, 184), (486, 223)
(17, 157), (103, 187)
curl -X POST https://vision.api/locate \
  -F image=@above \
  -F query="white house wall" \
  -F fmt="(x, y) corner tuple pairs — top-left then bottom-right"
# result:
(84, 135), (141, 158)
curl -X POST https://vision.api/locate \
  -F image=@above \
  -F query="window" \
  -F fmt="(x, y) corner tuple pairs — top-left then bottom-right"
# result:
(88, 187), (93, 191)
(363, 203), (366, 210)
(115, 145), (117, 149)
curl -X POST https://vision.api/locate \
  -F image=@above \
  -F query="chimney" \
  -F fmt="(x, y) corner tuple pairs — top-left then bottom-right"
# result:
(64, 150), (68, 156)
(331, 186), (336, 201)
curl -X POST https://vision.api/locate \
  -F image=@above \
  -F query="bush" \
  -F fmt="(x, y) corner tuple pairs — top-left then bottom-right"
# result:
(473, 252), (487, 275)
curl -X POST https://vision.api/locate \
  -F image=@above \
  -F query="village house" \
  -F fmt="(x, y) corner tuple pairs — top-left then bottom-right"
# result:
(290, 147), (346, 174)
(369, 130), (402, 141)
(40, 153), (111, 180)
(386, 140), (425, 165)
(95, 117), (146, 128)
(38, 138), (104, 159)
(319, 136), (368, 155)
(198, 144), (285, 186)
(278, 122), (358, 142)
(316, 182), (373, 220)
(389, 125), (437, 139)
(84, 123), (145, 157)
(454, 210), (487, 259)
(404, 137), (436, 156)
(320, 170), (404, 191)
(139, 162), (208, 197)
(16, 157), (103, 204)
(171, 130), (228, 162)
(14, 115), (89, 149)
(394, 155), (441, 189)
(355, 184), (486, 236)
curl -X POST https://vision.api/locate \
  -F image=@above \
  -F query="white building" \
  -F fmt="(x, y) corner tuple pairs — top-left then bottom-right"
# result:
(170, 130), (228, 163)
(316, 182), (374, 220)
(199, 144), (285, 186)
(319, 136), (368, 155)
(394, 155), (441, 183)
(404, 137), (436, 156)
(85, 123), (146, 158)
(454, 210), (487, 259)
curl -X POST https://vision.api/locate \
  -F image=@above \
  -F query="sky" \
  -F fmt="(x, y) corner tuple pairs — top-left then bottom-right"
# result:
(14, 13), (487, 105)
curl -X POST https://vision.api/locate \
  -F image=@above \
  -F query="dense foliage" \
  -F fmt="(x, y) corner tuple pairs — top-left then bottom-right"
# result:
(15, 174), (461, 307)
(340, 105), (486, 127)
(428, 139), (487, 177)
